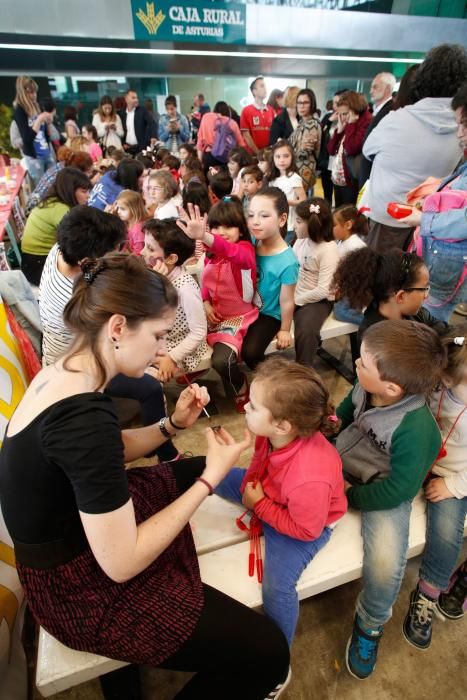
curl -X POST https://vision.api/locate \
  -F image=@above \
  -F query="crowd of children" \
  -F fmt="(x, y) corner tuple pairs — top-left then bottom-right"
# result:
(8, 85), (467, 697)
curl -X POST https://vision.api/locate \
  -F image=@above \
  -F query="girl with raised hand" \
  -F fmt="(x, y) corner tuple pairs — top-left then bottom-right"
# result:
(177, 198), (258, 412)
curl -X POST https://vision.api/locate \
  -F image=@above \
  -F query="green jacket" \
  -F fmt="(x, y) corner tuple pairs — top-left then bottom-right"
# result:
(21, 200), (70, 256)
(336, 382), (441, 512)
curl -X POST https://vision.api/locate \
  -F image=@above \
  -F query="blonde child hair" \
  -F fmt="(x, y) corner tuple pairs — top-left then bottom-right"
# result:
(115, 190), (148, 228)
(69, 135), (90, 153)
(13, 75), (40, 116)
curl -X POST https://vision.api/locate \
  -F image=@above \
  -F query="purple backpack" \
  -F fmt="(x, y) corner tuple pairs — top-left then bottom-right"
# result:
(211, 117), (237, 163)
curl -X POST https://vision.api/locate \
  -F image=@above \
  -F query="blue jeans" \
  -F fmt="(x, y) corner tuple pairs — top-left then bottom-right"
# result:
(215, 468), (332, 645)
(420, 495), (467, 591)
(423, 296), (457, 323)
(334, 299), (364, 326)
(23, 154), (55, 186)
(356, 501), (412, 628)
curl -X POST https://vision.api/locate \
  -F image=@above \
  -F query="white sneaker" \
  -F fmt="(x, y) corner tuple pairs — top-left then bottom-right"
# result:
(264, 666), (292, 699)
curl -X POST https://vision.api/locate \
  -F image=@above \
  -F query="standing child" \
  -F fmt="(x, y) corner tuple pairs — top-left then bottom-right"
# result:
(82, 124), (103, 163)
(216, 357), (347, 646)
(332, 204), (367, 325)
(267, 140), (306, 243)
(293, 198), (339, 366)
(403, 324), (467, 648)
(114, 189), (148, 255)
(241, 165), (264, 214)
(141, 218), (210, 381)
(333, 248), (448, 350)
(242, 187), (299, 371)
(336, 320), (446, 680)
(177, 199), (258, 412)
(228, 146), (254, 197)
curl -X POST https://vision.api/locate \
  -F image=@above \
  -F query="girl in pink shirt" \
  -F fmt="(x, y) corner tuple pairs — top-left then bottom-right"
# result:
(82, 123), (103, 162)
(178, 198), (258, 412)
(114, 189), (148, 255)
(215, 356), (347, 645)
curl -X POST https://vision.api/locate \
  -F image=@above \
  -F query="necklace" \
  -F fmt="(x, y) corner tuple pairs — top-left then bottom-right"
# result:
(435, 387), (467, 459)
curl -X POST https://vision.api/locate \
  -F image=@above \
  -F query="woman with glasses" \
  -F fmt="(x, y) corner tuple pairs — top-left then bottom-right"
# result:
(289, 88), (321, 194)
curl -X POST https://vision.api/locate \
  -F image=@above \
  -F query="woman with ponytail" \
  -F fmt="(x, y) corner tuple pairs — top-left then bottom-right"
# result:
(0, 253), (290, 700)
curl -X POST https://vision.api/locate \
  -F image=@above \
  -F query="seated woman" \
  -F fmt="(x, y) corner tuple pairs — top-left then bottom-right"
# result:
(88, 158), (144, 211)
(21, 167), (91, 286)
(39, 205), (178, 464)
(25, 147), (93, 216)
(0, 253), (289, 700)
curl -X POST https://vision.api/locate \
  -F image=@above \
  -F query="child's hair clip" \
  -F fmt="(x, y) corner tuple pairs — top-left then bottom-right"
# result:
(223, 196), (232, 202)
(309, 204), (320, 214)
(328, 414), (338, 423)
(453, 336), (465, 346)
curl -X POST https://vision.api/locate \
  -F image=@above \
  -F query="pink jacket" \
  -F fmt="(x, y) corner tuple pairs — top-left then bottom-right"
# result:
(201, 235), (256, 306)
(241, 433), (347, 541)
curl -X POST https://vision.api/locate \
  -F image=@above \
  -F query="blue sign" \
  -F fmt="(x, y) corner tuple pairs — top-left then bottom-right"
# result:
(131, 1), (246, 44)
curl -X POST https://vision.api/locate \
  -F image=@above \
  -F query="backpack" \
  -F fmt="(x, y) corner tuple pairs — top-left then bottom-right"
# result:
(211, 117), (236, 163)
(10, 120), (23, 150)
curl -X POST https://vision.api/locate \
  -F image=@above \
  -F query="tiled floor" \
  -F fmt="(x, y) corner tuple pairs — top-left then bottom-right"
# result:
(34, 334), (467, 699)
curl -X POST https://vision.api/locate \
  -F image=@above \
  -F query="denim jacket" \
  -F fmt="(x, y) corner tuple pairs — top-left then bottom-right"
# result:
(158, 112), (191, 151)
(420, 161), (467, 303)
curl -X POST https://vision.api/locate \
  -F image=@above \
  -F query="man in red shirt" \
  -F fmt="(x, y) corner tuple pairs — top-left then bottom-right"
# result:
(240, 76), (275, 154)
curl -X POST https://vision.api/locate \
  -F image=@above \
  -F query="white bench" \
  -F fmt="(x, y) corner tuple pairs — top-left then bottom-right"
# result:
(36, 493), (467, 696)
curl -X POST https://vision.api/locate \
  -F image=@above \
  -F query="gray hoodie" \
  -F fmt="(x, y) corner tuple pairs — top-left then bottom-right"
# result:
(363, 97), (461, 228)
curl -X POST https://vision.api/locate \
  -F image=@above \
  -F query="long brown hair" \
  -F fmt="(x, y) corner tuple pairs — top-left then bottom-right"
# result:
(13, 76), (40, 117)
(63, 254), (178, 389)
(97, 95), (117, 122)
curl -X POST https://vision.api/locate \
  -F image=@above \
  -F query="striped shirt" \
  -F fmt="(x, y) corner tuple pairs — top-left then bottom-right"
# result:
(39, 244), (74, 366)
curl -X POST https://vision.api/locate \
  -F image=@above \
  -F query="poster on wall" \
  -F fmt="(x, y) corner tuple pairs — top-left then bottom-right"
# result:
(131, 1), (246, 44)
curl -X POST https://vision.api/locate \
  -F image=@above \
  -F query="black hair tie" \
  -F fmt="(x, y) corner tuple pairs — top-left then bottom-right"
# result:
(81, 259), (106, 286)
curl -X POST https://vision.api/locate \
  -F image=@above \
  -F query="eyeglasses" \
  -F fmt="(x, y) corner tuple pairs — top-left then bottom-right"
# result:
(297, 101), (311, 106)
(403, 286), (430, 293)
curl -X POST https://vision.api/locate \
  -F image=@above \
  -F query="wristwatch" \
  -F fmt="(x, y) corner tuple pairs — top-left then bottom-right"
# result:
(159, 416), (173, 439)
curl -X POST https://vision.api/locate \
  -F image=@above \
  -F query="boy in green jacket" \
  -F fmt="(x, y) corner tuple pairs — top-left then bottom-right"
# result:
(336, 320), (445, 680)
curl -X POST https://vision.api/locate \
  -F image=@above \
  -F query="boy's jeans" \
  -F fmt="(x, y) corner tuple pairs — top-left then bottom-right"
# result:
(216, 468), (332, 645)
(420, 495), (467, 591)
(356, 501), (412, 629)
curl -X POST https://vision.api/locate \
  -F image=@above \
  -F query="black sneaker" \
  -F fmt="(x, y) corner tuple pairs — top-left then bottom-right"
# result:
(345, 615), (383, 680)
(437, 565), (467, 620)
(403, 586), (437, 649)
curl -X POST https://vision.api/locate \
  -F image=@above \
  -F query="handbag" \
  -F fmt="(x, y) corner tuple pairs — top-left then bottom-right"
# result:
(331, 140), (347, 186)
(346, 153), (362, 182)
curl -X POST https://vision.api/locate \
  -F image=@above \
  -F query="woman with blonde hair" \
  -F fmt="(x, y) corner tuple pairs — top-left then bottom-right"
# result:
(148, 170), (181, 219)
(269, 85), (301, 144)
(113, 189), (149, 255)
(92, 95), (124, 153)
(12, 75), (55, 184)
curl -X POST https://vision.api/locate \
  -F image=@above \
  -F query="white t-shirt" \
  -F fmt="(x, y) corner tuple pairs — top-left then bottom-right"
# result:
(126, 109), (137, 145)
(154, 196), (181, 220)
(270, 172), (303, 232)
(336, 235), (366, 258)
(39, 244), (74, 366)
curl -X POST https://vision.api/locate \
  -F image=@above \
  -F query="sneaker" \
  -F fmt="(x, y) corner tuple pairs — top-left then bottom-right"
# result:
(234, 376), (249, 414)
(437, 565), (467, 620)
(345, 615), (383, 680)
(455, 303), (467, 317)
(403, 586), (437, 649)
(264, 666), (292, 699)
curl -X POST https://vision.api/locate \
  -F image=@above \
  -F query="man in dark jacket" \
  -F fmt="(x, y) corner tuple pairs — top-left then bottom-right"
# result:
(118, 89), (157, 155)
(359, 73), (396, 187)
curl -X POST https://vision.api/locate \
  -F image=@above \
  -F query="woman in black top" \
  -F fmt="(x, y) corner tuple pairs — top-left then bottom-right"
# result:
(12, 75), (56, 185)
(0, 253), (289, 700)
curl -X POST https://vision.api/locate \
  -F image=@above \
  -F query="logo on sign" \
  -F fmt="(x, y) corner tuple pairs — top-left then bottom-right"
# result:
(136, 2), (166, 35)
